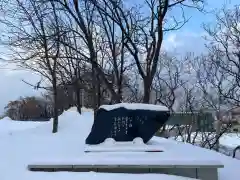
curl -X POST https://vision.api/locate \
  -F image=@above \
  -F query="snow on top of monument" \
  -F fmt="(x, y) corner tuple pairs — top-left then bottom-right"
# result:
(99, 103), (169, 111)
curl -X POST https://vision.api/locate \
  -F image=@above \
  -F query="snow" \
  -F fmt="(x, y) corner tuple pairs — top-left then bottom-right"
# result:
(7, 172), (198, 180)
(31, 152), (222, 166)
(219, 133), (240, 148)
(0, 116), (49, 135)
(84, 138), (165, 152)
(99, 103), (169, 111)
(173, 132), (240, 149)
(84, 145), (165, 152)
(172, 132), (240, 159)
(0, 106), (240, 180)
(150, 137), (240, 180)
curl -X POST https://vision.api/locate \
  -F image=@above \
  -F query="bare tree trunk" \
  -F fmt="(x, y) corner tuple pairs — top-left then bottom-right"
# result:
(97, 75), (101, 107)
(143, 78), (151, 103)
(92, 66), (98, 118)
(52, 76), (58, 133)
(75, 85), (81, 114)
(214, 113), (221, 152)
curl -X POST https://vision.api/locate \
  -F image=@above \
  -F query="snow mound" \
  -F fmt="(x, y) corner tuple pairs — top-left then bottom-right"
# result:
(219, 133), (240, 148)
(173, 132), (240, 159)
(133, 137), (144, 145)
(1, 116), (12, 121)
(174, 132), (240, 148)
(100, 103), (169, 111)
(0, 116), (49, 135)
(103, 138), (116, 145)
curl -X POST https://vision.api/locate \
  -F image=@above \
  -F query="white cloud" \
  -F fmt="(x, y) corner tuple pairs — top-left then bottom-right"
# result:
(0, 68), (43, 115)
(164, 33), (183, 49)
(163, 31), (207, 55)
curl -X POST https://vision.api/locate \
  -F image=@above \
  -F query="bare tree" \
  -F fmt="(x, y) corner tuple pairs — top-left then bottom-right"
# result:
(0, 0), (62, 133)
(49, 0), (122, 112)
(199, 5), (240, 150)
(54, 20), (88, 113)
(153, 53), (186, 112)
(203, 5), (240, 106)
(91, 0), (205, 103)
(172, 54), (233, 152)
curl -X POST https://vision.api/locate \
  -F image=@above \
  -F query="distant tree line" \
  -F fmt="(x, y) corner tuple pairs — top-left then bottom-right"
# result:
(4, 96), (52, 120)
(4, 81), (113, 120)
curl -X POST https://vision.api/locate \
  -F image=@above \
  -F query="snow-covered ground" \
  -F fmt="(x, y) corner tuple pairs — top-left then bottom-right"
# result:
(171, 131), (240, 159)
(219, 133), (240, 149)
(0, 117), (49, 135)
(173, 132), (240, 149)
(0, 107), (240, 180)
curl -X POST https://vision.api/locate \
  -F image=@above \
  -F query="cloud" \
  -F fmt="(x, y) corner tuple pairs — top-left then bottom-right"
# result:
(163, 30), (207, 55)
(164, 33), (183, 49)
(0, 68), (43, 115)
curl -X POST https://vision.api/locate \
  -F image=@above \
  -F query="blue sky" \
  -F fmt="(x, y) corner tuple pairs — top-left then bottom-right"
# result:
(163, 0), (239, 54)
(0, 0), (239, 115)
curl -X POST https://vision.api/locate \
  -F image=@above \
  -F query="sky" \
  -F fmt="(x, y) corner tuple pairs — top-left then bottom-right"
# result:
(0, 0), (239, 115)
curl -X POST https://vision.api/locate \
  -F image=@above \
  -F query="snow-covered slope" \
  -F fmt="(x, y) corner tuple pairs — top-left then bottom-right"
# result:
(0, 116), (49, 135)
(0, 107), (240, 180)
(173, 132), (240, 159)
(219, 133), (240, 148)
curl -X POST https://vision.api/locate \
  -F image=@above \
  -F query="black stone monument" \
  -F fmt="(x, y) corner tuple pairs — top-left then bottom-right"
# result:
(85, 103), (170, 145)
